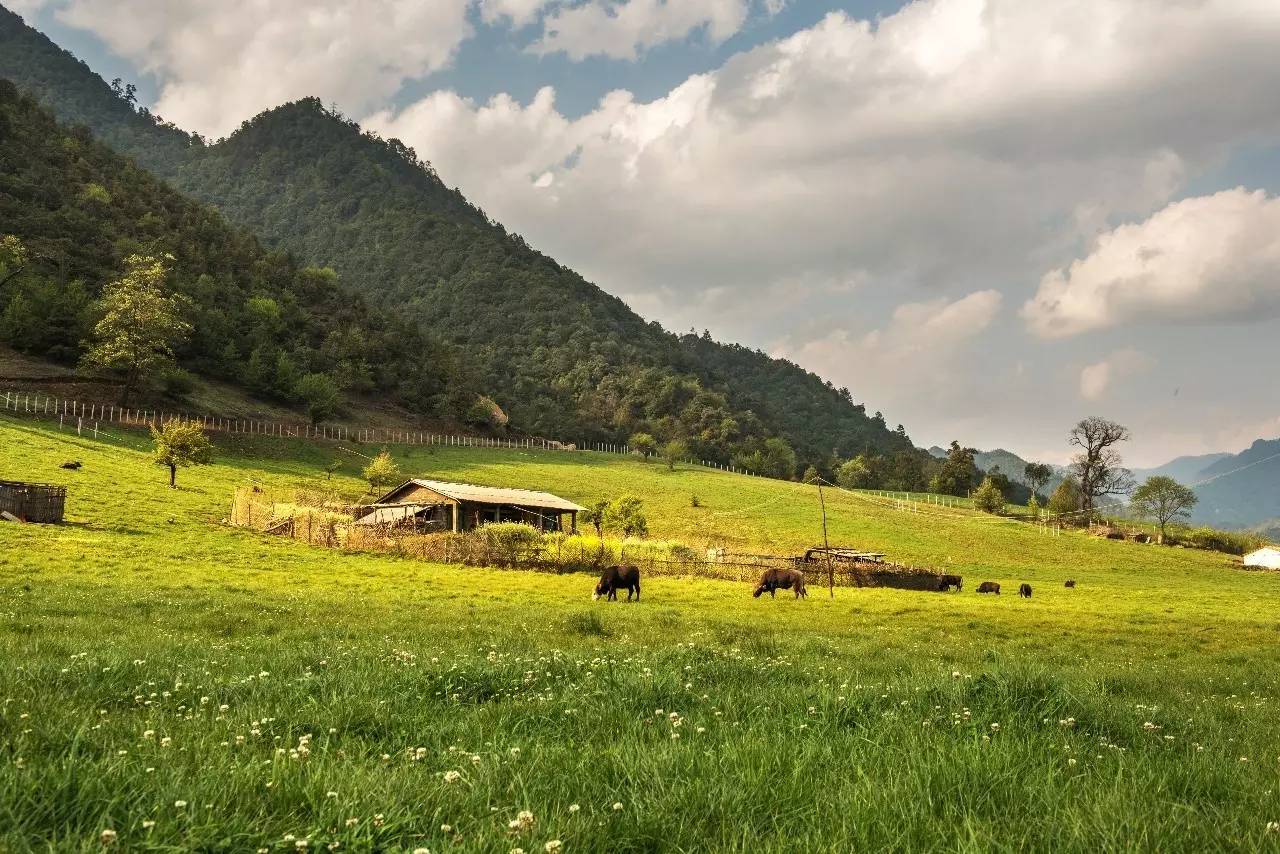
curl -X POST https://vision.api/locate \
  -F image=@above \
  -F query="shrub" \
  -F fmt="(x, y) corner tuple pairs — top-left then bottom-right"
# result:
(362, 449), (401, 491)
(973, 477), (1005, 514)
(629, 432), (657, 457)
(477, 521), (543, 566)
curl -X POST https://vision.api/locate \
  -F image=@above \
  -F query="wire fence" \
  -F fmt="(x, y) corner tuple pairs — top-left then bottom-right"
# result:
(0, 388), (770, 476)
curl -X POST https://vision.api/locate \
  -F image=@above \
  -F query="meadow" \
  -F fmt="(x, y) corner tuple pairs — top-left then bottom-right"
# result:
(2, 413), (1280, 852)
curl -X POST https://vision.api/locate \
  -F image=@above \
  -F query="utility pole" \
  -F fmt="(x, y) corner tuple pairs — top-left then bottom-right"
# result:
(818, 480), (833, 598)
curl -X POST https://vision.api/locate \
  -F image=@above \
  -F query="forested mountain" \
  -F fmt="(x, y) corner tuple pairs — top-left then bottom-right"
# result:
(1189, 439), (1280, 529)
(1132, 453), (1232, 486)
(0, 4), (917, 473)
(0, 80), (459, 415)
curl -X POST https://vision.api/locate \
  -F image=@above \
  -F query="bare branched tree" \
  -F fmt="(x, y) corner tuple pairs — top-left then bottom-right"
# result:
(1068, 416), (1135, 518)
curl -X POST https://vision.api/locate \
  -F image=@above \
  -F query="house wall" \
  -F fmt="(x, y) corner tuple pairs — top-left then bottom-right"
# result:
(1244, 549), (1280, 569)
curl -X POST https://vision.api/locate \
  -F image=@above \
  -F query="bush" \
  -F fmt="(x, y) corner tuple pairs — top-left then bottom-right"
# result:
(362, 449), (401, 491)
(1170, 526), (1267, 556)
(629, 432), (657, 457)
(294, 372), (341, 425)
(973, 477), (1005, 514)
(477, 521), (543, 566)
(161, 367), (197, 399)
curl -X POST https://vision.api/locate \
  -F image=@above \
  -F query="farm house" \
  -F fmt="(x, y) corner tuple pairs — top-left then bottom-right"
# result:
(0, 480), (66, 523)
(357, 479), (583, 533)
(1243, 547), (1280, 570)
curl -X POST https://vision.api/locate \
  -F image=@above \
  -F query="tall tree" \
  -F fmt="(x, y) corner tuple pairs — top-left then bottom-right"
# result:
(151, 419), (212, 488)
(1130, 476), (1198, 544)
(1068, 417), (1135, 517)
(1023, 462), (1053, 500)
(81, 254), (190, 406)
(929, 441), (977, 496)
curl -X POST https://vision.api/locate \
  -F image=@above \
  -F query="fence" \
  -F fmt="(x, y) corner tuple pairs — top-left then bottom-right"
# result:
(0, 479), (66, 523)
(228, 486), (951, 590)
(0, 389), (766, 475)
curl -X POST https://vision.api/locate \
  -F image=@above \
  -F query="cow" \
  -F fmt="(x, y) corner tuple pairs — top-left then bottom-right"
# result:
(753, 567), (808, 599)
(976, 581), (1001, 595)
(594, 565), (641, 602)
(1018, 583), (1032, 598)
(59, 461), (82, 470)
(938, 574), (963, 592)
(1064, 579), (1076, 589)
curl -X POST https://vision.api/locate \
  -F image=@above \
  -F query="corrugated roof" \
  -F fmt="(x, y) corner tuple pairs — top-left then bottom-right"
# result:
(378, 479), (585, 512)
(355, 505), (429, 526)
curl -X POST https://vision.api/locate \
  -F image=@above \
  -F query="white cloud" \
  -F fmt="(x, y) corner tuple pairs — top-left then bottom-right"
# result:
(1079, 349), (1153, 401)
(1025, 188), (1280, 338)
(533, 0), (750, 60)
(45, 0), (474, 138)
(479, 0), (555, 27)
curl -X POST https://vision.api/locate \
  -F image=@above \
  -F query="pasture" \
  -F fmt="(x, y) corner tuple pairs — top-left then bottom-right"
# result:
(1, 414), (1279, 852)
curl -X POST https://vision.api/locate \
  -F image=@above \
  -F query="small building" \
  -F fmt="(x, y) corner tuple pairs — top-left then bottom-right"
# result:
(0, 480), (66, 523)
(1244, 547), (1280, 570)
(358, 479), (583, 533)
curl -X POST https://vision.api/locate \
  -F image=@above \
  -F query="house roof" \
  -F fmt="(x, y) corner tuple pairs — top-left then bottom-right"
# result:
(1245, 546), (1280, 558)
(375, 479), (585, 513)
(355, 505), (431, 526)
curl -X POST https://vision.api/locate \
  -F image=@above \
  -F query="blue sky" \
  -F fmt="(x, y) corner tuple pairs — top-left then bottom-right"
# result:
(12, 0), (1280, 465)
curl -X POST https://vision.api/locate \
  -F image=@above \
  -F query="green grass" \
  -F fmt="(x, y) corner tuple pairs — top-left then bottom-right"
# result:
(2, 414), (1280, 852)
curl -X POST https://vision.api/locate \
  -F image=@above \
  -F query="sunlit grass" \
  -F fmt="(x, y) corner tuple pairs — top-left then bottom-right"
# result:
(2, 414), (1279, 851)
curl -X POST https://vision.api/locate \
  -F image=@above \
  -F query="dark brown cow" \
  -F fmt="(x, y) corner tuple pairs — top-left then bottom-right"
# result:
(938, 574), (963, 592)
(594, 565), (640, 601)
(1018, 583), (1032, 598)
(976, 581), (1001, 595)
(1064, 579), (1076, 588)
(753, 568), (808, 599)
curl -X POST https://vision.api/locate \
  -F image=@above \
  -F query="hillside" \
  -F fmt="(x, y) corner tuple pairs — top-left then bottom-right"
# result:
(0, 80), (463, 417)
(1190, 437), (1280, 528)
(1132, 452), (1232, 485)
(4, 411), (1280, 850)
(0, 4), (915, 472)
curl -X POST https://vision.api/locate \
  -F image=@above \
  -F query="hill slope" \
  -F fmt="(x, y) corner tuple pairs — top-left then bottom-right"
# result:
(1190, 438), (1280, 528)
(0, 4), (915, 471)
(0, 80), (461, 415)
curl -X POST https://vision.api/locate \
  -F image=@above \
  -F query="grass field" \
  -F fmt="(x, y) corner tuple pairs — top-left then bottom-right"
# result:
(2, 413), (1280, 852)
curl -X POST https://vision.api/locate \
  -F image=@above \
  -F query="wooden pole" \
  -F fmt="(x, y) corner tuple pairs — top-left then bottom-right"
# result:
(818, 481), (833, 598)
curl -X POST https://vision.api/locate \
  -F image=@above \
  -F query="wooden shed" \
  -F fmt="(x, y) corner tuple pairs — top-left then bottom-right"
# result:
(358, 479), (583, 533)
(0, 480), (66, 523)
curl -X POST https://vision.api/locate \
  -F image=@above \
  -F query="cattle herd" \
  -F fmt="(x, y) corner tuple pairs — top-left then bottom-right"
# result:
(593, 564), (1078, 603)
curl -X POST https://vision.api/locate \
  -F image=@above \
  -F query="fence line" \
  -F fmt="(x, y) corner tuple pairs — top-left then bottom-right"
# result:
(0, 388), (768, 475)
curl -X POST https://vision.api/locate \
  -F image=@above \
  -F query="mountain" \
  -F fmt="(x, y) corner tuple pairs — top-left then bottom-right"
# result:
(0, 79), (459, 415)
(1189, 438), (1280, 529)
(0, 4), (915, 472)
(1131, 452), (1232, 486)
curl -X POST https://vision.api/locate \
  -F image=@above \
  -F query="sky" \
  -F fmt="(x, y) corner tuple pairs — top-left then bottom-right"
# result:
(11, 0), (1280, 466)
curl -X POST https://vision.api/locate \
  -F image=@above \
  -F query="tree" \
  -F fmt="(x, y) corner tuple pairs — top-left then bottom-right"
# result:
(1068, 417), (1135, 517)
(295, 373), (341, 426)
(608, 495), (648, 538)
(1023, 462), (1053, 501)
(973, 476), (1005, 514)
(581, 499), (611, 539)
(1130, 476), (1199, 544)
(984, 465), (1013, 499)
(151, 419), (212, 488)
(81, 255), (190, 406)
(836, 455), (876, 489)
(802, 465), (820, 484)
(362, 450), (401, 492)
(662, 438), (689, 471)
(929, 441), (977, 496)
(1047, 475), (1083, 517)
(629, 432), (657, 457)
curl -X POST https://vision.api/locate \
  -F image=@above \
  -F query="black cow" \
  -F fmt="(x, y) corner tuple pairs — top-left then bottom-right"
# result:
(594, 565), (640, 601)
(1064, 579), (1076, 589)
(976, 581), (1001, 595)
(938, 574), (963, 592)
(753, 568), (808, 599)
(1018, 583), (1032, 598)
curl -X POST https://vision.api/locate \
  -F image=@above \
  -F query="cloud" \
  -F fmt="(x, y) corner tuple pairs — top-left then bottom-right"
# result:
(479, 0), (556, 27)
(42, 0), (474, 138)
(1025, 188), (1280, 338)
(1079, 348), (1153, 401)
(532, 0), (750, 61)
(772, 290), (1002, 426)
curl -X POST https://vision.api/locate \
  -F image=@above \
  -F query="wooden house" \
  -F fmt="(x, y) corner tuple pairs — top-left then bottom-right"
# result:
(357, 479), (583, 533)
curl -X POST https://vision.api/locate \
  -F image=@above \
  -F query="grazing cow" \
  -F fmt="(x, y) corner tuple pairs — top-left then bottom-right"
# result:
(753, 568), (808, 599)
(1018, 583), (1032, 598)
(976, 581), (1001, 595)
(1064, 579), (1076, 589)
(594, 565), (641, 601)
(938, 574), (963, 592)
(59, 461), (82, 470)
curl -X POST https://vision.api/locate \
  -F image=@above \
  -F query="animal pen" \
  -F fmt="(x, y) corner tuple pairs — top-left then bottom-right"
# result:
(229, 486), (953, 589)
(0, 480), (66, 523)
